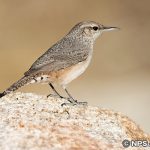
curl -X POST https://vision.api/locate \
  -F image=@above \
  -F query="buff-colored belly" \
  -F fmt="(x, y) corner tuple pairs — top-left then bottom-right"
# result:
(29, 55), (92, 88)
(56, 55), (92, 88)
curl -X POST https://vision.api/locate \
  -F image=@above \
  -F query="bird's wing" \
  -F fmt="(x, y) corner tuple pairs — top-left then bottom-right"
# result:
(24, 40), (89, 76)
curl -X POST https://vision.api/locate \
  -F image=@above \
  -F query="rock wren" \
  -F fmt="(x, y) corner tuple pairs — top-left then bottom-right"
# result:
(0, 21), (118, 105)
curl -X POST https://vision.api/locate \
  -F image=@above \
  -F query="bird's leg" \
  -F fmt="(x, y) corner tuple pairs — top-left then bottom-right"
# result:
(47, 83), (63, 98)
(64, 88), (77, 103)
(47, 83), (71, 100)
(61, 88), (88, 106)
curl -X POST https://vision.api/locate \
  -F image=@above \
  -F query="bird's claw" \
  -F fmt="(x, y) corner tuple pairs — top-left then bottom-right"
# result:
(61, 98), (87, 107)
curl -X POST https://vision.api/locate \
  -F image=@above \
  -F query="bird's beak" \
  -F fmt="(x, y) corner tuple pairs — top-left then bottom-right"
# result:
(102, 26), (120, 31)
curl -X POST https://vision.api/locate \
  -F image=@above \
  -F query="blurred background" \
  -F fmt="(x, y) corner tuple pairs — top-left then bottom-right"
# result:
(0, 0), (150, 133)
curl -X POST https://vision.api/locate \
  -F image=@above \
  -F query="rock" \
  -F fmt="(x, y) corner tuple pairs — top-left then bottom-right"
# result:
(0, 92), (149, 150)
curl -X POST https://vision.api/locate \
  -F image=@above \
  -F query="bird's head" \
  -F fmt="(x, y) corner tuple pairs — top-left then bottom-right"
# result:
(68, 21), (119, 42)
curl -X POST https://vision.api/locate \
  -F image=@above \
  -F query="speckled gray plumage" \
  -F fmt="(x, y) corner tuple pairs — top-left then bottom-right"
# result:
(25, 22), (94, 76)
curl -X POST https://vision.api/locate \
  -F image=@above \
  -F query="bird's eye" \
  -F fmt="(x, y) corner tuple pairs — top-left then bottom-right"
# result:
(92, 26), (98, 31)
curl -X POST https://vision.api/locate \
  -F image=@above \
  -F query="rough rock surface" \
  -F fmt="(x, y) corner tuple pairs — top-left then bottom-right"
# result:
(0, 92), (149, 150)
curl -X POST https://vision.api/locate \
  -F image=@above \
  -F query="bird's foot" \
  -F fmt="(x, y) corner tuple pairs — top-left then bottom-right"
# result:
(47, 94), (87, 106)
(47, 94), (61, 98)
(61, 98), (88, 106)
(47, 94), (68, 99)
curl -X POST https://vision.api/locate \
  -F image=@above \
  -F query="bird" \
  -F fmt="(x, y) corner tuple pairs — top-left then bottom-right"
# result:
(0, 21), (118, 105)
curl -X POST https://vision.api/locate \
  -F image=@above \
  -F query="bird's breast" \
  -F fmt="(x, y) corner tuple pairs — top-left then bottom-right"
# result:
(55, 54), (92, 87)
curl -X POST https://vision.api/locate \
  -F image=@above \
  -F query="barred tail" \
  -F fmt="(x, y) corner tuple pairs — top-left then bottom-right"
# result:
(0, 76), (33, 98)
